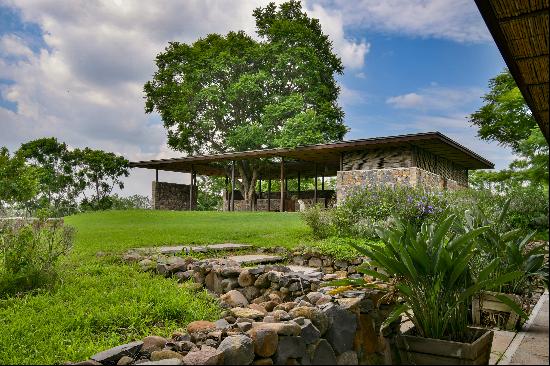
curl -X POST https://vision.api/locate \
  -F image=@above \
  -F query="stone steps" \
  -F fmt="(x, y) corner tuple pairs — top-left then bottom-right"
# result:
(225, 254), (284, 266)
(137, 243), (252, 255)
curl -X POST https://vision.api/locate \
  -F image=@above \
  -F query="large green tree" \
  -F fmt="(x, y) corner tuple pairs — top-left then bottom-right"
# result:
(0, 147), (38, 210)
(144, 1), (347, 206)
(17, 138), (77, 214)
(469, 69), (548, 188)
(73, 148), (130, 210)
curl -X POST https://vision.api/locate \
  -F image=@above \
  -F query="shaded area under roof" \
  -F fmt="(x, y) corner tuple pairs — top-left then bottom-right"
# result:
(475, 0), (549, 142)
(130, 132), (494, 179)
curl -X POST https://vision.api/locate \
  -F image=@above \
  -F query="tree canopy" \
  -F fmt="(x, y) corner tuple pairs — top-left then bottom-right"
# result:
(469, 69), (548, 188)
(0, 148), (38, 209)
(144, 0), (348, 206)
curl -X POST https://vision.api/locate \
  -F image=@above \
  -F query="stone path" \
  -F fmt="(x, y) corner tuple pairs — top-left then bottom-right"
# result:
(499, 291), (549, 365)
(137, 243), (252, 255)
(225, 254), (284, 266)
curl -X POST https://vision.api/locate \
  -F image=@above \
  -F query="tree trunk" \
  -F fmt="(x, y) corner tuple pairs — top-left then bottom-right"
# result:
(235, 160), (259, 211)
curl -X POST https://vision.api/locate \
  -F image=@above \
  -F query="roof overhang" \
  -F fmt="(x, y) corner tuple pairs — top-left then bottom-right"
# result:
(475, 0), (549, 143)
(130, 132), (494, 179)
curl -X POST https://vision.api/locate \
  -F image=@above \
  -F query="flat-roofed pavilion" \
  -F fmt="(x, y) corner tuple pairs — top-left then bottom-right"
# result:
(130, 131), (493, 211)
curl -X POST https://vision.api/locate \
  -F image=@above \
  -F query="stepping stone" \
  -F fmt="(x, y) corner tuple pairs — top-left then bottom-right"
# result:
(286, 265), (322, 276)
(190, 243), (252, 253)
(226, 254), (284, 266)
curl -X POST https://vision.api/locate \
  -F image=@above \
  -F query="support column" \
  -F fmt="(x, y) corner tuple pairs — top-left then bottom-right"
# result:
(225, 176), (229, 211)
(297, 171), (301, 199)
(280, 158), (285, 212)
(258, 177), (262, 199)
(155, 169), (159, 183)
(231, 160), (235, 212)
(339, 152), (344, 171)
(314, 163), (318, 204)
(268, 178), (271, 212)
(189, 166), (194, 211)
(322, 170), (326, 208)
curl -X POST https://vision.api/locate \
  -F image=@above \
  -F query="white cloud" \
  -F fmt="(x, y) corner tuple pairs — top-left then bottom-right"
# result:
(0, 0), (370, 198)
(318, 0), (491, 43)
(386, 86), (484, 111)
(386, 93), (425, 109)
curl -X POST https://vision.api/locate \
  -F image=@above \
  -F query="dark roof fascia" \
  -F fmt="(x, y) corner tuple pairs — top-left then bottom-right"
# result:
(130, 131), (494, 170)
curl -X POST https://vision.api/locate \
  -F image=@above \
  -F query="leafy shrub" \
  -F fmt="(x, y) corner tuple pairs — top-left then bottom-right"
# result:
(464, 200), (548, 296)
(303, 185), (448, 239)
(351, 213), (524, 342)
(299, 204), (333, 239)
(0, 218), (74, 296)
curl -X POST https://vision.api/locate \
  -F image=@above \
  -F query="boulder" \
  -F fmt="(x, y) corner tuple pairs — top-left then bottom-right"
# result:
(182, 345), (223, 365)
(221, 267), (241, 277)
(141, 336), (168, 355)
(305, 292), (323, 305)
(273, 302), (295, 312)
(221, 291), (249, 308)
(273, 336), (306, 365)
(137, 359), (183, 365)
(221, 278), (239, 293)
(254, 273), (270, 288)
(238, 286), (260, 303)
(116, 356), (134, 365)
(250, 322), (301, 336)
(217, 335), (255, 365)
(230, 307), (264, 320)
(248, 303), (268, 315)
(323, 304), (357, 355)
(252, 358), (273, 365)
(308, 257), (323, 268)
(238, 270), (254, 287)
(310, 339), (337, 365)
(300, 319), (321, 345)
(139, 259), (155, 271)
(150, 350), (185, 362)
(272, 310), (290, 322)
(90, 341), (142, 364)
(288, 307), (329, 335)
(336, 350), (358, 365)
(215, 319), (231, 330)
(187, 320), (216, 334)
(249, 326), (278, 357)
(205, 272), (224, 294)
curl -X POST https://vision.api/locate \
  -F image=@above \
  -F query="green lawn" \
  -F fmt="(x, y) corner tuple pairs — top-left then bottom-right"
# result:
(0, 210), (310, 364)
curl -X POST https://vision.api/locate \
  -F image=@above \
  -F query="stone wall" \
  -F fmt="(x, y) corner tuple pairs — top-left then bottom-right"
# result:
(336, 167), (462, 203)
(80, 254), (400, 365)
(152, 181), (197, 211)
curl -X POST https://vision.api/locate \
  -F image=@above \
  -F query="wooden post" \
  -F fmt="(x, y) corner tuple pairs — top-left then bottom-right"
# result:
(258, 177), (262, 199)
(280, 158), (285, 212)
(339, 152), (344, 171)
(231, 160), (235, 211)
(155, 169), (158, 183)
(268, 178), (271, 212)
(321, 171), (325, 208)
(297, 171), (301, 199)
(225, 176), (229, 211)
(314, 163), (318, 204)
(189, 166), (194, 211)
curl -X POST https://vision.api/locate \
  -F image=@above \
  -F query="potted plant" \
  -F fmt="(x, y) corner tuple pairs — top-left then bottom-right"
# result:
(349, 213), (524, 365)
(465, 200), (548, 330)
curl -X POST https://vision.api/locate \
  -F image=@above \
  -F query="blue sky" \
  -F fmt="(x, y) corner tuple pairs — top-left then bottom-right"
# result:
(0, 0), (514, 196)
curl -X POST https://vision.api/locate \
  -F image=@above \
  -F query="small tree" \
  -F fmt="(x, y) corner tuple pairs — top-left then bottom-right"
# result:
(469, 69), (548, 188)
(17, 137), (78, 216)
(73, 148), (130, 210)
(0, 147), (38, 213)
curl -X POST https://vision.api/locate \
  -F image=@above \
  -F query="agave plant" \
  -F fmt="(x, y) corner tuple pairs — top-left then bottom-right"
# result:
(349, 213), (523, 342)
(464, 199), (548, 295)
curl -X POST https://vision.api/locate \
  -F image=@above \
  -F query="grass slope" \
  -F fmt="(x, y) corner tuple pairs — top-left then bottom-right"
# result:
(0, 210), (309, 364)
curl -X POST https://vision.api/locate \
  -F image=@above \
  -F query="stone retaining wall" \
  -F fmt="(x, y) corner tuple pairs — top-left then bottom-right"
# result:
(152, 181), (197, 211)
(74, 253), (399, 365)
